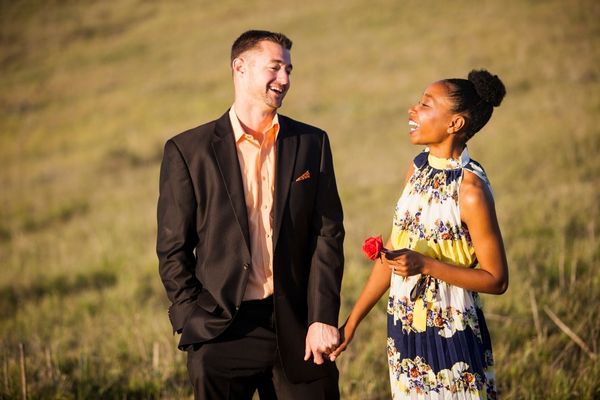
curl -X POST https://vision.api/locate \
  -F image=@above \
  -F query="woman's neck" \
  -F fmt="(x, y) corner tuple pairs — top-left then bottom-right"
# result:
(427, 140), (466, 160)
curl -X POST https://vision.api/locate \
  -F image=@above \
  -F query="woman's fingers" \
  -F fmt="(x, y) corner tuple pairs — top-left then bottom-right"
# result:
(387, 254), (407, 274)
(330, 343), (346, 359)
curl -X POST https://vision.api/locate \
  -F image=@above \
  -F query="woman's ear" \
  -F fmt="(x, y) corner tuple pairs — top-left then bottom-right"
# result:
(447, 114), (465, 134)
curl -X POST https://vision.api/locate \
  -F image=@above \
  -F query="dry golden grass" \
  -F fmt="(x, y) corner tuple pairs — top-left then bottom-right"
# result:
(1, 0), (599, 398)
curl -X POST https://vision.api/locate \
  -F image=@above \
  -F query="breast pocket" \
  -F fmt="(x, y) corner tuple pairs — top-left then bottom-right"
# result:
(289, 172), (317, 222)
(290, 172), (316, 196)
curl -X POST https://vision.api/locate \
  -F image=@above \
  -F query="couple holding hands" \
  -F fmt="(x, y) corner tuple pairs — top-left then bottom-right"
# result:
(157, 30), (508, 399)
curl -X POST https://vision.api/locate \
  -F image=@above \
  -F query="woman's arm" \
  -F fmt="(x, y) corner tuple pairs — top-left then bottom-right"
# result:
(329, 238), (393, 361)
(329, 161), (417, 361)
(385, 170), (509, 294)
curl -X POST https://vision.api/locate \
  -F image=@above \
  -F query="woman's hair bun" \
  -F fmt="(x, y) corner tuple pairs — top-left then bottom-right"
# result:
(468, 69), (506, 107)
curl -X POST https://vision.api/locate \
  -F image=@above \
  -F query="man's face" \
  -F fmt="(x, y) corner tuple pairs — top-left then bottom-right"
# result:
(235, 40), (292, 110)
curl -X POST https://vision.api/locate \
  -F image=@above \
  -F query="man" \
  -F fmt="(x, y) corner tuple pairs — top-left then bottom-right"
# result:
(157, 30), (344, 399)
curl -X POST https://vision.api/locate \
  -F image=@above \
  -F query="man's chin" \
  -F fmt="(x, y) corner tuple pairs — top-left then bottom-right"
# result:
(265, 95), (286, 109)
(266, 101), (283, 110)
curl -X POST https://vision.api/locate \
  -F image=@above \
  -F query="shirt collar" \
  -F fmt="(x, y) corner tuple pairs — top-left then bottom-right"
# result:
(229, 105), (280, 143)
(425, 146), (471, 170)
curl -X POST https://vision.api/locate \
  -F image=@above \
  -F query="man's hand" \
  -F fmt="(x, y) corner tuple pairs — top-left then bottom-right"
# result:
(304, 322), (340, 365)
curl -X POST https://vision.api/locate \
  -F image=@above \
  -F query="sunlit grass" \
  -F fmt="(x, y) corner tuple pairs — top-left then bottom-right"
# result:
(1, 0), (599, 398)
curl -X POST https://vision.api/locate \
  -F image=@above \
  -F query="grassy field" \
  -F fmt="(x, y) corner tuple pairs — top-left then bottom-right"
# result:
(1, 0), (599, 398)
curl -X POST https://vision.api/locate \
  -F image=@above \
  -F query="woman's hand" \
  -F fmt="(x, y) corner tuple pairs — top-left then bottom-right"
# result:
(328, 321), (355, 362)
(382, 249), (426, 277)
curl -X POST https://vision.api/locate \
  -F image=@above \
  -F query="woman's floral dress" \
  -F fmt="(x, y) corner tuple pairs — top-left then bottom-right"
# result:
(387, 148), (497, 399)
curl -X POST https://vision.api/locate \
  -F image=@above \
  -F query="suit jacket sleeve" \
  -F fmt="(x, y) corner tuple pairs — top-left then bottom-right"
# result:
(157, 139), (201, 333)
(307, 132), (345, 327)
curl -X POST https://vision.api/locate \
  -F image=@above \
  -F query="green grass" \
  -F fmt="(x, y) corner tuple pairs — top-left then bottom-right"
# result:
(1, 0), (599, 398)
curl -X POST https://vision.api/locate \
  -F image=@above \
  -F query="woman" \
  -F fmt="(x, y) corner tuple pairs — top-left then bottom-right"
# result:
(332, 70), (509, 399)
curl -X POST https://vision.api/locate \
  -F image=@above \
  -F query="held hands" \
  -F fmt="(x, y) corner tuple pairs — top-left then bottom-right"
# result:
(382, 248), (426, 277)
(304, 322), (340, 365)
(329, 321), (354, 362)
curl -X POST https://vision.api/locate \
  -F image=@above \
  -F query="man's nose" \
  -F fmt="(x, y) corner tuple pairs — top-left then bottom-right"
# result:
(277, 70), (290, 85)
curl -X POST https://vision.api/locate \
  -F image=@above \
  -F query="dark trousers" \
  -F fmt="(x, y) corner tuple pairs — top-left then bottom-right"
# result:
(186, 297), (340, 400)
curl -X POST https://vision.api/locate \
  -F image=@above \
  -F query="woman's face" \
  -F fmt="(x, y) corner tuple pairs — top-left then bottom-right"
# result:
(407, 81), (457, 146)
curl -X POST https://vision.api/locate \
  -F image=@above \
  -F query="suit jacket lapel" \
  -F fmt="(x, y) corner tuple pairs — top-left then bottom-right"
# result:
(273, 117), (298, 250)
(211, 112), (251, 254)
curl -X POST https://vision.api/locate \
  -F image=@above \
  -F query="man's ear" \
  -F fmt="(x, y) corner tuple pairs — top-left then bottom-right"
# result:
(448, 114), (465, 134)
(232, 57), (245, 74)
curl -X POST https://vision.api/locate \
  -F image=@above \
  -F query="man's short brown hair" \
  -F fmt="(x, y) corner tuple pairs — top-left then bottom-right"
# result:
(231, 30), (292, 63)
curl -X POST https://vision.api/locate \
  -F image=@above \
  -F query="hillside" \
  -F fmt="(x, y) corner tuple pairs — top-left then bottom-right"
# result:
(1, 0), (599, 398)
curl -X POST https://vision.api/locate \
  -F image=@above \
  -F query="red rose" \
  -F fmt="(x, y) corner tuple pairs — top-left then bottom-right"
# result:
(362, 236), (384, 260)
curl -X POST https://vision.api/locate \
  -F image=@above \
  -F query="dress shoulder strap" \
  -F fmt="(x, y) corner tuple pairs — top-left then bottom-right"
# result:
(413, 150), (429, 169)
(463, 159), (494, 196)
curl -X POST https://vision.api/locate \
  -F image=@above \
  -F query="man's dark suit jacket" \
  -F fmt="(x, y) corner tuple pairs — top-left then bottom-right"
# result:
(157, 111), (344, 383)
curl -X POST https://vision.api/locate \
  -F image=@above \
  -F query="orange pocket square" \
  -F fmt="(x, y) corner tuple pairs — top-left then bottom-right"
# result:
(295, 170), (311, 182)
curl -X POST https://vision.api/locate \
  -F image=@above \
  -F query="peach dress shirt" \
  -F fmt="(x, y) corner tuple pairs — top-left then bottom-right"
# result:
(229, 106), (279, 301)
